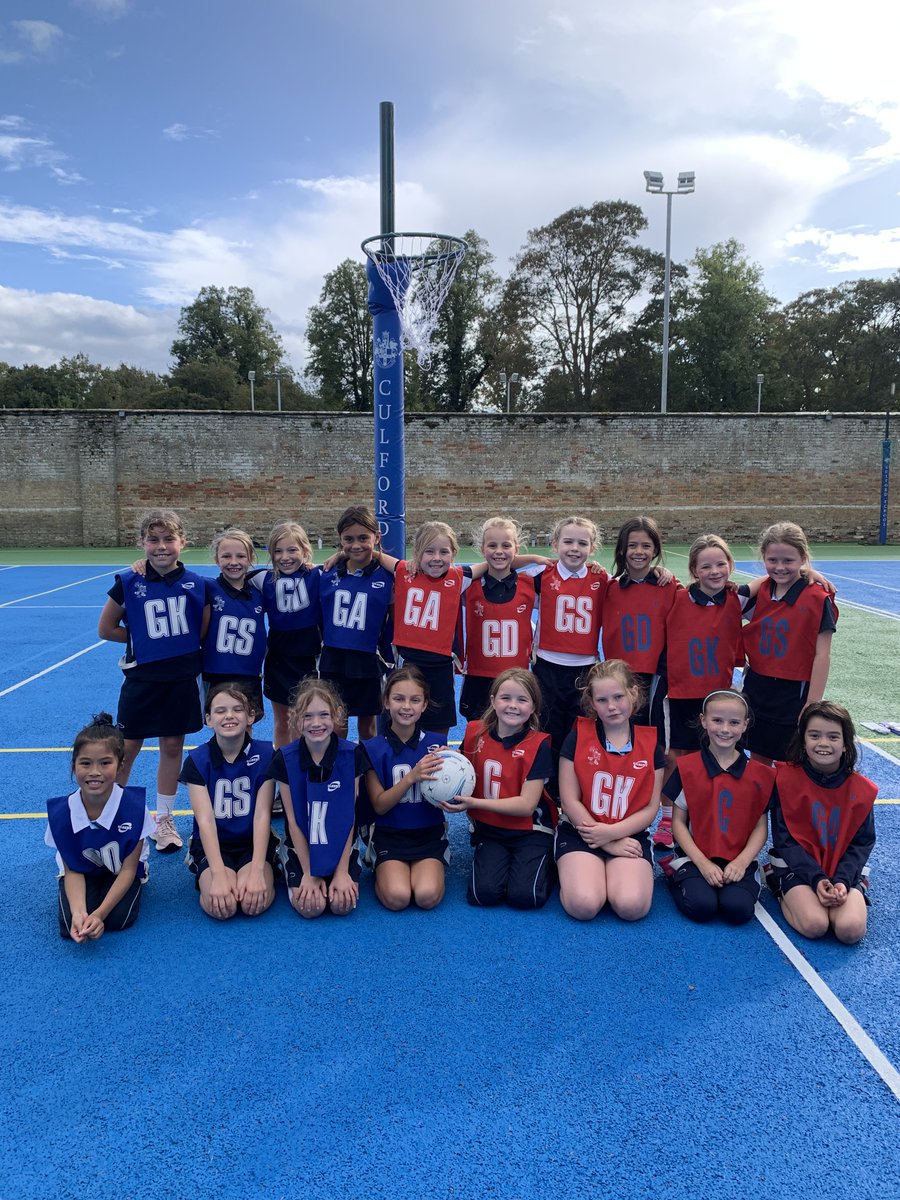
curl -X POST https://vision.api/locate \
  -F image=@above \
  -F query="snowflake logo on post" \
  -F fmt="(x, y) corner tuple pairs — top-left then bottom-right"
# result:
(133, 581), (147, 599)
(374, 330), (399, 369)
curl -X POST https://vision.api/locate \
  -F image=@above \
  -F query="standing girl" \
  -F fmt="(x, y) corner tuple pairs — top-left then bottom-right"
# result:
(532, 516), (608, 791)
(362, 667), (448, 911)
(45, 713), (154, 942)
(556, 660), (664, 922)
(601, 516), (679, 730)
(741, 522), (837, 763)
(768, 702), (875, 944)
(180, 684), (277, 921)
(270, 679), (366, 919)
(319, 506), (394, 741)
(252, 520), (322, 750)
(98, 508), (210, 853)
(460, 516), (537, 722)
(666, 690), (773, 925)
(442, 668), (557, 910)
(202, 528), (267, 722)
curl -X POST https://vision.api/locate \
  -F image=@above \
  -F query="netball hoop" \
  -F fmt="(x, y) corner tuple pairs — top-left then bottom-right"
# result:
(361, 232), (467, 363)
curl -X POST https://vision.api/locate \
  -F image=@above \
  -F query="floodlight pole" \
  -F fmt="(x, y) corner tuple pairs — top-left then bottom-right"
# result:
(248, 370), (255, 412)
(757, 374), (764, 415)
(644, 170), (695, 415)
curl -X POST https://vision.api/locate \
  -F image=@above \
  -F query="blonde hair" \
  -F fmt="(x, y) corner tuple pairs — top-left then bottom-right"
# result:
(266, 521), (313, 577)
(410, 520), (459, 573)
(579, 659), (645, 717)
(138, 508), (185, 543)
(288, 678), (346, 737)
(688, 533), (734, 582)
(758, 521), (811, 572)
(550, 515), (600, 551)
(481, 668), (543, 736)
(473, 515), (521, 552)
(211, 527), (256, 565)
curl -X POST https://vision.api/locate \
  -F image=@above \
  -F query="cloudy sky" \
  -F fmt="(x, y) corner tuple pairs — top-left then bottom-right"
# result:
(1, 0), (898, 374)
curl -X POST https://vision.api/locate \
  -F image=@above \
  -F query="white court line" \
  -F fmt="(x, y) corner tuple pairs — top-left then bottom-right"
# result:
(821, 571), (900, 595)
(0, 569), (117, 608)
(733, 568), (900, 622)
(0, 605), (105, 610)
(861, 740), (900, 769)
(755, 904), (900, 1103)
(0, 642), (105, 697)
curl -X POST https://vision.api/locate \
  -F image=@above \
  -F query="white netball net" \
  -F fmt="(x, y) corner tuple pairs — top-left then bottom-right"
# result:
(362, 233), (467, 364)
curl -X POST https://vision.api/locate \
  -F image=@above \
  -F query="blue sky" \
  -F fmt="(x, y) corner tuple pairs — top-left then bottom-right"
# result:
(1, 0), (899, 374)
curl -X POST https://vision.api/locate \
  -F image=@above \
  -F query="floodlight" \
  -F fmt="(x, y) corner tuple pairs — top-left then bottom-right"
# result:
(677, 171), (695, 192)
(643, 170), (664, 192)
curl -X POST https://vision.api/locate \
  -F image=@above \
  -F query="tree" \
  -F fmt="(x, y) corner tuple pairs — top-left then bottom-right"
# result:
(774, 276), (900, 410)
(171, 285), (286, 382)
(674, 239), (778, 410)
(509, 201), (654, 408)
(305, 260), (373, 410)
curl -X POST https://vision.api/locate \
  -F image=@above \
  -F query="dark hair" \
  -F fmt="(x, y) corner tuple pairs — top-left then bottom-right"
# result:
(382, 666), (431, 709)
(786, 700), (858, 774)
(71, 712), (125, 771)
(612, 516), (664, 579)
(337, 505), (380, 539)
(204, 682), (254, 718)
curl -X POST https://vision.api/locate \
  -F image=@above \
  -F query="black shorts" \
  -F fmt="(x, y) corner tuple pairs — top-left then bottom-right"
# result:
(554, 820), (653, 864)
(277, 836), (363, 889)
(631, 673), (667, 746)
(459, 674), (493, 722)
(399, 654), (456, 729)
(202, 674), (265, 722)
(57, 872), (144, 938)
(186, 832), (279, 886)
(319, 669), (383, 718)
(371, 822), (449, 867)
(117, 673), (203, 740)
(667, 697), (704, 752)
(467, 825), (555, 910)
(263, 652), (318, 707)
(766, 860), (871, 904)
(744, 717), (795, 763)
(668, 858), (759, 925)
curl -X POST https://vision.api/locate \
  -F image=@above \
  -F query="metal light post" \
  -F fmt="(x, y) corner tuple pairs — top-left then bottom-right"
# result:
(248, 370), (256, 412)
(500, 370), (520, 413)
(756, 373), (764, 415)
(268, 370), (285, 412)
(643, 170), (695, 414)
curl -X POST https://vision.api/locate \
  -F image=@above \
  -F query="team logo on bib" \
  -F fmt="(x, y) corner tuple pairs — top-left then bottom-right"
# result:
(117, 823), (133, 832)
(182, 581), (195, 590)
(372, 581), (386, 589)
(587, 747), (604, 766)
(443, 578), (456, 588)
(247, 755), (260, 766)
(133, 581), (147, 599)
(512, 748), (525, 757)
(327, 780), (341, 792)
(213, 595), (225, 611)
(590, 581), (603, 591)
(474, 601), (485, 616)
(632, 759), (648, 769)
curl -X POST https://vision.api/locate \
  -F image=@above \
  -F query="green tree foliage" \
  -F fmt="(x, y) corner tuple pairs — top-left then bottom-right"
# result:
(774, 275), (900, 410)
(674, 239), (778, 410)
(171, 285), (286, 382)
(305, 260), (373, 411)
(510, 201), (654, 409)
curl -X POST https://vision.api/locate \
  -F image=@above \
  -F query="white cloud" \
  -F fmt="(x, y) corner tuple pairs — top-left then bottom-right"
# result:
(780, 225), (900, 274)
(74, 0), (131, 17)
(163, 122), (219, 142)
(0, 285), (176, 370)
(11, 20), (63, 55)
(0, 116), (83, 183)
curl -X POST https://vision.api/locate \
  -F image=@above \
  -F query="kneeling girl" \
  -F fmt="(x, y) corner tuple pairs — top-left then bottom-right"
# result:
(180, 683), (277, 920)
(272, 679), (366, 918)
(443, 668), (557, 910)
(666, 690), (773, 925)
(556, 660), (664, 921)
(362, 667), (448, 911)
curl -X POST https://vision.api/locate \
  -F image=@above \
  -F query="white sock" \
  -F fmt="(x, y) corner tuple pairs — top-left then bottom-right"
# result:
(156, 793), (176, 819)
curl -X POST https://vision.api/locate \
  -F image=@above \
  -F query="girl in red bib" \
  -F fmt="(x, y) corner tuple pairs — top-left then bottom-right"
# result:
(441, 668), (557, 910)
(460, 516), (537, 721)
(741, 522), (837, 764)
(556, 660), (664, 922)
(666, 690), (773, 924)
(768, 702), (875, 944)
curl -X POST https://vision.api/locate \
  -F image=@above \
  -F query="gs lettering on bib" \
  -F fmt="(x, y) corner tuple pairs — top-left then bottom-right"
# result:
(743, 583), (836, 680)
(203, 580), (267, 676)
(186, 737), (274, 844)
(537, 567), (605, 657)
